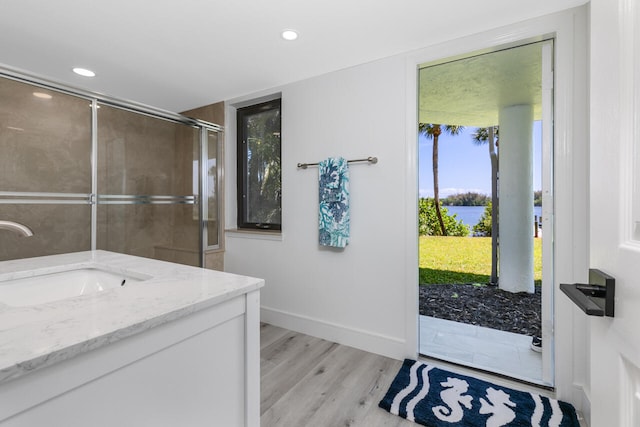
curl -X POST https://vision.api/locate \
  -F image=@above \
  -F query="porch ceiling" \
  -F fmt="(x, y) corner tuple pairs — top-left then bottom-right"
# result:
(418, 42), (544, 127)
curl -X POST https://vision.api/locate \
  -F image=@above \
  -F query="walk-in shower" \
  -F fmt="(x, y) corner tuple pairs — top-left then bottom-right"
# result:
(0, 70), (222, 267)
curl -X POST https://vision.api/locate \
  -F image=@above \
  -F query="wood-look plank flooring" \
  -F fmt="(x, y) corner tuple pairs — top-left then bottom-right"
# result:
(261, 323), (588, 427)
(260, 323), (414, 427)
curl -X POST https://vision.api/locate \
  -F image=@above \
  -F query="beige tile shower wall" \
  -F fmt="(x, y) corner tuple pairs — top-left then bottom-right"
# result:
(0, 79), (92, 194)
(205, 251), (224, 271)
(0, 205), (91, 261)
(182, 102), (225, 127)
(96, 105), (181, 195)
(182, 102), (225, 270)
(0, 78), (93, 261)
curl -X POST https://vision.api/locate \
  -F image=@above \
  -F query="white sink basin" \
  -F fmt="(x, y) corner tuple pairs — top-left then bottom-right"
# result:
(0, 267), (152, 307)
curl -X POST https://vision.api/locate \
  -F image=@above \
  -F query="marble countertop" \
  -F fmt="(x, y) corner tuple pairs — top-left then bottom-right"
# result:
(0, 250), (264, 384)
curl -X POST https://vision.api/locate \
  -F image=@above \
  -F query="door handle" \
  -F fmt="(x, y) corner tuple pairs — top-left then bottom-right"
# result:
(560, 269), (615, 317)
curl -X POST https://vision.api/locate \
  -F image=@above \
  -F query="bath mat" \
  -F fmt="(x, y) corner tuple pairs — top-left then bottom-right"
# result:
(379, 359), (579, 426)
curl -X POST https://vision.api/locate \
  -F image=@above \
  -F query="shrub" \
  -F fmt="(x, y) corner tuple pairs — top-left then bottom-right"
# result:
(472, 202), (492, 236)
(419, 198), (469, 236)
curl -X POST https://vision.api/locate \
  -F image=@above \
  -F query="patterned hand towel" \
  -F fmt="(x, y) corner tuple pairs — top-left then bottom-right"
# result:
(318, 157), (350, 248)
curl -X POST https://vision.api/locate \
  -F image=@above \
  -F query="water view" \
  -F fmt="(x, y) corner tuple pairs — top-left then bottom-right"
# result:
(446, 205), (543, 230)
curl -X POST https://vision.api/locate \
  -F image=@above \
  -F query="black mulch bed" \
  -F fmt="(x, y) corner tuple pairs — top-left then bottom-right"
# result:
(419, 283), (541, 337)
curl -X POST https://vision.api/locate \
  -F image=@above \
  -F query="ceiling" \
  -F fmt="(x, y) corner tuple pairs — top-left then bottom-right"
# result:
(419, 42), (545, 127)
(0, 0), (586, 113)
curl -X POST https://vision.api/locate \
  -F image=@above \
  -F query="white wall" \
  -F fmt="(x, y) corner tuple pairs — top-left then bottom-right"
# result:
(226, 54), (410, 358)
(224, 5), (590, 409)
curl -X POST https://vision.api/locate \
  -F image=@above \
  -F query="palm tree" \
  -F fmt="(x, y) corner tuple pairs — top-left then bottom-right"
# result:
(419, 123), (464, 236)
(472, 126), (499, 284)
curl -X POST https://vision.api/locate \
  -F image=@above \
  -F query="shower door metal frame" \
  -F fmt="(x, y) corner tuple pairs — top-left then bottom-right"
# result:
(0, 68), (223, 266)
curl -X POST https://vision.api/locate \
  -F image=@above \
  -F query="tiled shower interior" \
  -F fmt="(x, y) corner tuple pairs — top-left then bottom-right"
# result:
(0, 75), (222, 267)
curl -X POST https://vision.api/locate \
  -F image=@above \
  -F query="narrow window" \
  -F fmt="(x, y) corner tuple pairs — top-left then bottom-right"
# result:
(237, 99), (282, 230)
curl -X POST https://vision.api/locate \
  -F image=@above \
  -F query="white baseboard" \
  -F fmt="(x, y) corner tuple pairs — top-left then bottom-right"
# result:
(573, 384), (591, 427)
(261, 306), (407, 360)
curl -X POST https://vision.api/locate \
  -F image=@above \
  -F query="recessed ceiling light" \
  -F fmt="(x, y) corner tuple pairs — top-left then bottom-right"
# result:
(73, 67), (96, 77)
(32, 92), (52, 99)
(281, 30), (298, 41)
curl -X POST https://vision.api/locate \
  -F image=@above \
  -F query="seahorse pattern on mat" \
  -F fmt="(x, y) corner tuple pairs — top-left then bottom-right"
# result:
(379, 359), (580, 427)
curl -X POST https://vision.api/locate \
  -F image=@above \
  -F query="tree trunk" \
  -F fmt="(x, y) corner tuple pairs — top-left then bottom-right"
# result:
(488, 127), (499, 285)
(432, 131), (447, 236)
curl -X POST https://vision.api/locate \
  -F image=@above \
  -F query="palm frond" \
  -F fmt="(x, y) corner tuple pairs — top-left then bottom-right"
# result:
(419, 123), (464, 139)
(471, 126), (499, 145)
(442, 124), (464, 135)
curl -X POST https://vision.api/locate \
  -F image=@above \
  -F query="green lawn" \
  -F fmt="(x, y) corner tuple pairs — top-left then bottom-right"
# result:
(419, 236), (542, 285)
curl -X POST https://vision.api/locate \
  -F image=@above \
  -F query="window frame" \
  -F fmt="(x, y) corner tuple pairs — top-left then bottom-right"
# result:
(236, 98), (282, 231)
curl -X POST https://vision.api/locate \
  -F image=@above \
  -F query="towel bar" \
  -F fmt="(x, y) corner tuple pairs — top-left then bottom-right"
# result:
(297, 156), (378, 169)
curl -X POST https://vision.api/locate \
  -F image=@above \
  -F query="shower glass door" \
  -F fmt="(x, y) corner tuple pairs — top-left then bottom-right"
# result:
(96, 103), (202, 266)
(0, 71), (222, 266)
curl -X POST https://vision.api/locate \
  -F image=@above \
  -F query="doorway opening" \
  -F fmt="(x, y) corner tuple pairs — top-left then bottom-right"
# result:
(417, 40), (554, 387)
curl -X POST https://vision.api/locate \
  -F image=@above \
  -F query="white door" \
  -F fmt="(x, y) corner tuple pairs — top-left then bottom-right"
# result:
(589, 0), (640, 425)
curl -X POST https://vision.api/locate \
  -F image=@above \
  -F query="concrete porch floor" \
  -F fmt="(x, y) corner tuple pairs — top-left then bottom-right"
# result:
(419, 315), (543, 385)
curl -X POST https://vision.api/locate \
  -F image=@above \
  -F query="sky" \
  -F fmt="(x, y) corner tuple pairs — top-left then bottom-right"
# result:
(418, 122), (543, 199)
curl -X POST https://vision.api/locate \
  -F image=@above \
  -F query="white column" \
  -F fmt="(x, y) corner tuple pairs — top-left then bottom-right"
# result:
(498, 104), (534, 293)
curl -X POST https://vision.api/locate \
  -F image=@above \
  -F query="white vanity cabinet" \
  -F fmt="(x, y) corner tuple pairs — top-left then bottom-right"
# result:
(0, 252), (263, 427)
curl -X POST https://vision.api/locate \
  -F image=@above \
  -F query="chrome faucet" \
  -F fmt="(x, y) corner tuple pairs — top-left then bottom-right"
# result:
(0, 220), (33, 237)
